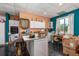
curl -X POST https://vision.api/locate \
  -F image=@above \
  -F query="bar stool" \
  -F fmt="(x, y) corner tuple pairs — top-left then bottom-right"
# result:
(15, 40), (30, 56)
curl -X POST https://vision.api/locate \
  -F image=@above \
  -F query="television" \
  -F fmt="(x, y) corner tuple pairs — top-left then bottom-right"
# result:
(10, 26), (18, 34)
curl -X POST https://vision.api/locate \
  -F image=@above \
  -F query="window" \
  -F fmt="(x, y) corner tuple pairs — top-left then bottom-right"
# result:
(65, 18), (69, 34)
(56, 14), (74, 35)
(57, 17), (69, 35)
(59, 19), (65, 34)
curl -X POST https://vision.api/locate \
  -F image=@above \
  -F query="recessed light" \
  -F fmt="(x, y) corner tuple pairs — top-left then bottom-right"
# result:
(59, 3), (63, 6)
(43, 12), (47, 15)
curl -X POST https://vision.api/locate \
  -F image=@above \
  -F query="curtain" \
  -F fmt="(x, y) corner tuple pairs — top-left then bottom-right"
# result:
(56, 18), (60, 34)
(67, 14), (74, 35)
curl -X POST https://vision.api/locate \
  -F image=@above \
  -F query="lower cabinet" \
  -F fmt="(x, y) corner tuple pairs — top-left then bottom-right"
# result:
(29, 38), (48, 56)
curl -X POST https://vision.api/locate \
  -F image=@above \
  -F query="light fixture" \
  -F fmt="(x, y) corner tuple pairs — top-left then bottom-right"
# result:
(43, 12), (47, 15)
(59, 3), (63, 6)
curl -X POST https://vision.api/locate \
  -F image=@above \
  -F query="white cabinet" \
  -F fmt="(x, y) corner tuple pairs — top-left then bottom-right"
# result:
(34, 39), (48, 56)
(9, 20), (19, 26)
(30, 21), (45, 28)
(23, 36), (48, 56)
(30, 38), (48, 56)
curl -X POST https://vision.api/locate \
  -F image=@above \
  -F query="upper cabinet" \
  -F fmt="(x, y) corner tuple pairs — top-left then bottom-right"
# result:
(30, 20), (45, 28)
(10, 15), (19, 20)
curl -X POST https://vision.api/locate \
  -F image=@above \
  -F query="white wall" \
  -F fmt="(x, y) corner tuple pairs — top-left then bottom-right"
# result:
(0, 16), (5, 56)
(0, 23), (5, 45)
(0, 16), (5, 45)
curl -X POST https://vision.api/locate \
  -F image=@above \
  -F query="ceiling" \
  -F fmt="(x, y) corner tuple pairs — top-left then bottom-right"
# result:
(0, 3), (79, 18)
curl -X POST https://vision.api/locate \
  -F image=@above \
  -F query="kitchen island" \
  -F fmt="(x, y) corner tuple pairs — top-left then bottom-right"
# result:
(23, 36), (48, 56)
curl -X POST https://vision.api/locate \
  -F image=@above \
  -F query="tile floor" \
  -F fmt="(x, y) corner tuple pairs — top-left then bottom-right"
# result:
(48, 41), (63, 56)
(0, 41), (64, 56)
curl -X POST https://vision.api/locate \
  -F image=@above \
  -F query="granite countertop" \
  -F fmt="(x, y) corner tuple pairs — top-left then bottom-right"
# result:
(22, 36), (47, 41)
(0, 36), (47, 47)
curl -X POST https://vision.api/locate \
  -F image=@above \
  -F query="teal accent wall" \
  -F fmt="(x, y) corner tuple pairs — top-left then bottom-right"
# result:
(74, 10), (79, 36)
(51, 8), (79, 36)
(5, 13), (9, 56)
(50, 17), (56, 31)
